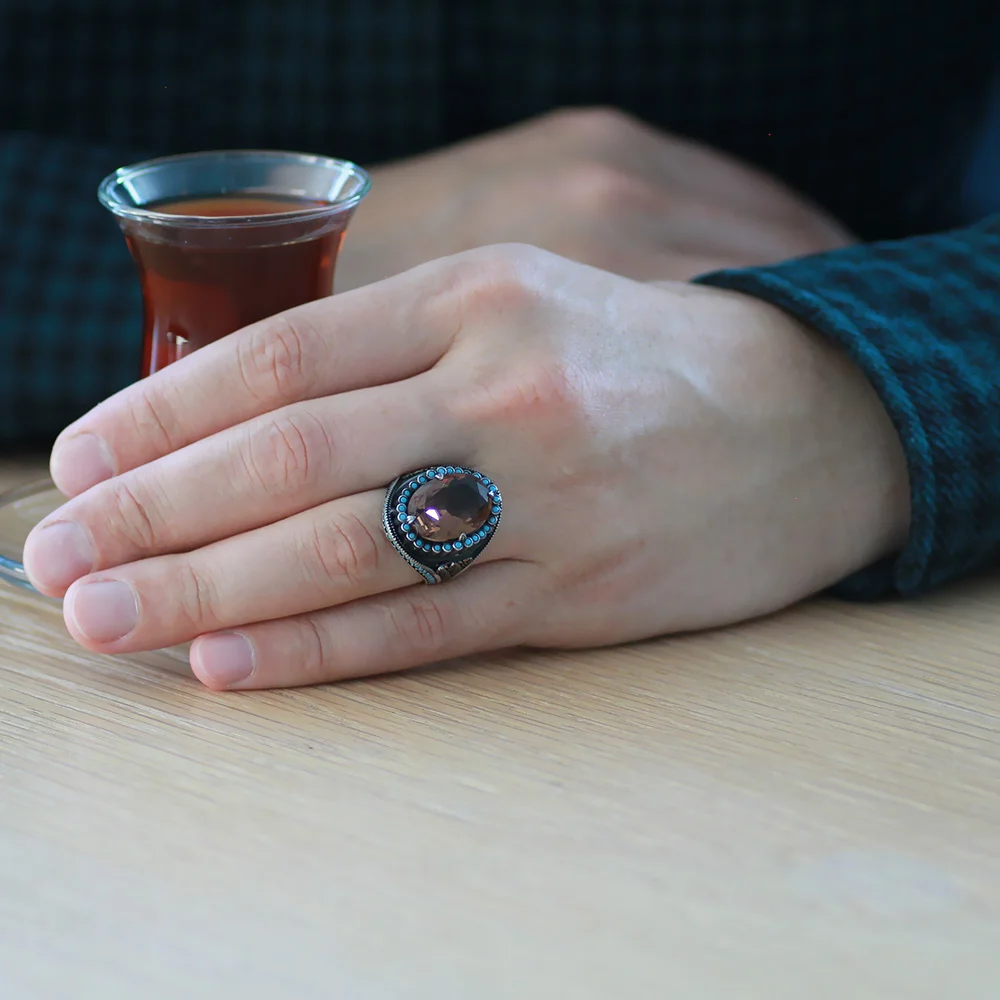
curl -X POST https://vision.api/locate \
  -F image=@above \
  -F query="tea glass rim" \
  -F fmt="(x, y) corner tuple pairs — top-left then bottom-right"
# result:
(97, 148), (372, 229)
(0, 477), (62, 593)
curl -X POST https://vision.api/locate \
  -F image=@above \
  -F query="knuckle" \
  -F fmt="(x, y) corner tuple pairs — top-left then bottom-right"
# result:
(244, 410), (336, 498)
(435, 245), (546, 321)
(178, 561), (219, 630)
(104, 478), (162, 552)
(387, 594), (449, 653)
(237, 313), (317, 404)
(128, 388), (179, 454)
(450, 354), (579, 432)
(305, 511), (381, 588)
(562, 161), (646, 215)
(297, 618), (333, 682)
(546, 105), (638, 145)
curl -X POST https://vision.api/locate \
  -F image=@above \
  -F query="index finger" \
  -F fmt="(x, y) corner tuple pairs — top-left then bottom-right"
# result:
(50, 258), (461, 496)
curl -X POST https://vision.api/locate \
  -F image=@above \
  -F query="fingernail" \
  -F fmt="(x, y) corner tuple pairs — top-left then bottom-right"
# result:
(194, 633), (256, 688)
(68, 580), (140, 644)
(26, 521), (95, 591)
(52, 432), (116, 494)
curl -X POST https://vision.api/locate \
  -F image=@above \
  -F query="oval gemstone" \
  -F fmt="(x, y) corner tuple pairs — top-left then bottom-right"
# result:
(407, 473), (492, 543)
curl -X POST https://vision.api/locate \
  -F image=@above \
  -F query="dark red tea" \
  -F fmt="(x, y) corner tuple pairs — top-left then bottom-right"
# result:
(125, 193), (345, 375)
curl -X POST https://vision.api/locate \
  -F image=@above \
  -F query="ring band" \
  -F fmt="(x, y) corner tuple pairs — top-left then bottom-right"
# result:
(383, 466), (503, 584)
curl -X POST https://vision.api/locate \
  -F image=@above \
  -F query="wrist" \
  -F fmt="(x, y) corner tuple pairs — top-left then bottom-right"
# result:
(689, 285), (911, 587)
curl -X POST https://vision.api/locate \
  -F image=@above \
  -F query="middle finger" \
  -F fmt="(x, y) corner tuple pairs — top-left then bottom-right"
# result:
(25, 373), (463, 596)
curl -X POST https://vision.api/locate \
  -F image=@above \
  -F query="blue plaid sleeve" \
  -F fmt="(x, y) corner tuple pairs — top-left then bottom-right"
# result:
(0, 133), (143, 449)
(694, 215), (1000, 599)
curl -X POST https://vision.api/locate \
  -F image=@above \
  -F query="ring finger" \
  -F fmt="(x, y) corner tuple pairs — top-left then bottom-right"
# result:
(61, 484), (514, 655)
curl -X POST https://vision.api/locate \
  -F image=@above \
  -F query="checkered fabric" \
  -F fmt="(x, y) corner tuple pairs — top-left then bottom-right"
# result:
(1, 0), (998, 597)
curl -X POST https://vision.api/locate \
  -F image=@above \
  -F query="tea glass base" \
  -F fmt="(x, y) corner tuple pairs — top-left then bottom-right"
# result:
(0, 477), (66, 594)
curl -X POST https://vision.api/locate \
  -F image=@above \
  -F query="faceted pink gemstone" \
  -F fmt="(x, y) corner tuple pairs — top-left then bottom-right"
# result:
(408, 474), (491, 543)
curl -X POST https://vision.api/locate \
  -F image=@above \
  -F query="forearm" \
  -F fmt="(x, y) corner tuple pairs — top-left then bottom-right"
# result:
(694, 215), (1000, 597)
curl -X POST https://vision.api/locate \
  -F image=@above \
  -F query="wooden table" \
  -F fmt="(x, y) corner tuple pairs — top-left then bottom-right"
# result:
(1, 460), (998, 999)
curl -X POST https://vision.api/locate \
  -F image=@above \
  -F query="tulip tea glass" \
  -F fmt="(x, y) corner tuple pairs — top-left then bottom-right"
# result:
(0, 150), (370, 591)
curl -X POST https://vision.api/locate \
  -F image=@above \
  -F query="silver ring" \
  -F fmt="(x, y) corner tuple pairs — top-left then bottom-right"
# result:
(383, 466), (503, 584)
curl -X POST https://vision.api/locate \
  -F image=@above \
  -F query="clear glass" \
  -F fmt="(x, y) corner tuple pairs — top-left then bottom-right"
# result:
(0, 150), (370, 593)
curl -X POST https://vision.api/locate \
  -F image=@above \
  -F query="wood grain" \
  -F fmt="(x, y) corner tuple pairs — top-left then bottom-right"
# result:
(1, 459), (998, 999)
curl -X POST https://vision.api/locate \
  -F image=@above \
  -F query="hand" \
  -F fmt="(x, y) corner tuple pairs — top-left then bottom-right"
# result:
(337, 107), (854, 290)
(25, 245), (908, 690)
